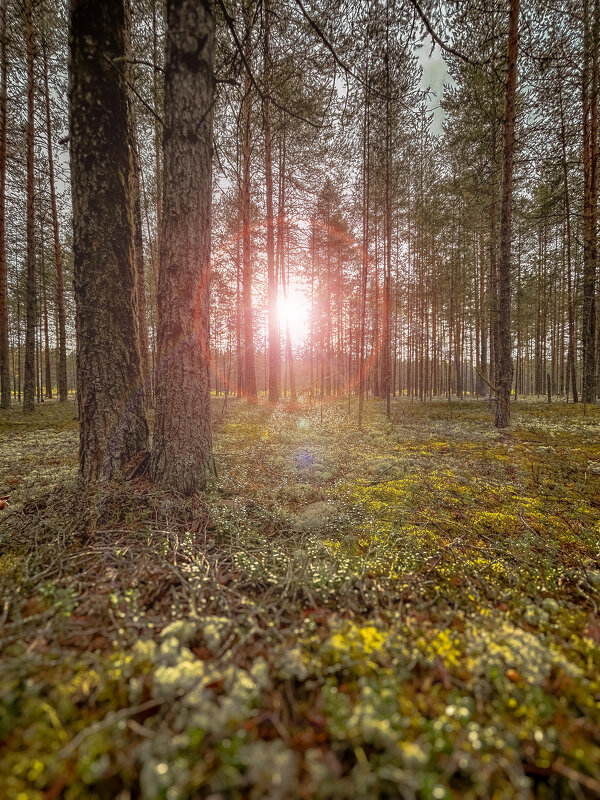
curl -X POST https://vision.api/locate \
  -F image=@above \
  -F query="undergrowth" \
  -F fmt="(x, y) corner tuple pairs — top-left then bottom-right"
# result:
(0, 397), (599, 799)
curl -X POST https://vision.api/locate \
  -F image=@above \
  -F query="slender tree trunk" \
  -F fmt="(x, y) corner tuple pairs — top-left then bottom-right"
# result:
(358, 54), (369, 428)
(383, 9), (392, 419)
(582, 0), (598, 403)
(559, 87), (578, 403)
(69, 0), (148, 479)
(130, 113), (150, 395)
(150, 0), (214, 493)
(42, 36), (68, 403)
(23, 0), (36, 412)
(42, 265), (52, 399)
(241, 1), (257, 402)
(16, 293), (20, 401)
(236, 147), (243, 396)
(495, 0), (519, 428)
(0, 0), (8, 408)
(277, 137), (296, 402)
(263, 0), (280, 403)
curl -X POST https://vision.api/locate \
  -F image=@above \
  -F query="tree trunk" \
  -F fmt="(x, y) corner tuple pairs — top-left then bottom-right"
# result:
(494, 0), (519, 428)
(130, 112), (150, 395)
(559, 86), (578, 403)
(43, 267), (52, 399)
(358, 52), (369, 428)
(42, 36), (68, 403)
(23, 0), (36, 412)
(241, 1), (257, 402)
(69, 0), (148, 479)
(383, 10), (392, 419)
(150, 0), (214, 493)
(582, 0), (598, 403)
(0, 0), (8, 408)
(263, 0), (280, 403)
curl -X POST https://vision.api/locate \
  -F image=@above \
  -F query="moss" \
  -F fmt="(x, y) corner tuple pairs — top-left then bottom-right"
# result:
(1, 398), (599, 798)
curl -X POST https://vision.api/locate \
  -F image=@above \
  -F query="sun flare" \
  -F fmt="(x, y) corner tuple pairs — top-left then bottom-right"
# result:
(278, 288), (310, 345)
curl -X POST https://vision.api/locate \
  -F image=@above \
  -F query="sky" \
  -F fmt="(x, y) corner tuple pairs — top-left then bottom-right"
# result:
(418, 44), (448, 135)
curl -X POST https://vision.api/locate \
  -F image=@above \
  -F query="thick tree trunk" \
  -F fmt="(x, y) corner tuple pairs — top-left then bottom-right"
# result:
(150, 0), (214, 494)
(0, 0), (8, 408)
(69, 0), (148, 480)
(582, 0), (598, 403)
(23, 0), (36, 413)
(42, 37), (68, 403)
(494, 0), (519, 428)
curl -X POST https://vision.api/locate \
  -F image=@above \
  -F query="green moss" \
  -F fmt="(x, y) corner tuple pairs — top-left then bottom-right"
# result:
(1, 398), (599, 797)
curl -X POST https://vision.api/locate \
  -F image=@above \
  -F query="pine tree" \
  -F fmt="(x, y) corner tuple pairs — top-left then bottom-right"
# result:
(69, 0), (148, 480)
(150, 0), (215, 493)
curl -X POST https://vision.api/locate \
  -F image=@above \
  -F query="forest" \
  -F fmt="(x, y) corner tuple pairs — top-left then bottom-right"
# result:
(0, 0), (599, 797)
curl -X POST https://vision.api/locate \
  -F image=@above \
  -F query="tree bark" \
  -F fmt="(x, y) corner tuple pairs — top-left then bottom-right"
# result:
(130, 112), (150, 395)
(582, 0), (598, 403)
(150, 0), (214, 493)
(494, 0), (519, 428)
(383, 12), (392, 419)
(23, 0), (36, 413)
(358, 52), (369, 427)
(42, 36), (68, 403)
(241, 0), (257, 402)
(0, 0), (8, 408)
(263, 0), (280, 403)
(559, 86), (578, 403)
(69, 0), (148, 480)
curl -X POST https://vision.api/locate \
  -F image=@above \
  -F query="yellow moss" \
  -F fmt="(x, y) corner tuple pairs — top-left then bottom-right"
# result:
(324, 622), (388, 674)
(415, 629), (462, 669)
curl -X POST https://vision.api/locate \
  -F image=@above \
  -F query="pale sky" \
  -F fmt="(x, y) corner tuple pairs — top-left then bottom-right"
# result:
(418, 44), (448, 135)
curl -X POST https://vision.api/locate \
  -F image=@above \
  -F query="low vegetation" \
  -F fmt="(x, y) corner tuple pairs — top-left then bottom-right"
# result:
(1, 398), (599, 799)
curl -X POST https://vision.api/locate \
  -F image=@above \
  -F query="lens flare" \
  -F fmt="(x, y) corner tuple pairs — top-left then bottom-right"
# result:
(278, 288), (310, 345)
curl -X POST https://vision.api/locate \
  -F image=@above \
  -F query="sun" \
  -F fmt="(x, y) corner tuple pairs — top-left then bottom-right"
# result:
(278, 287), (310, 345)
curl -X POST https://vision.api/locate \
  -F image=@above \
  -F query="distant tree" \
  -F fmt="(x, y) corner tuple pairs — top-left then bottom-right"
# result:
(150, 0), (215, 493)
(69, 0), (148, 479)
(240, 0), (257, 403)
(495, 0), (519, 428)
(23, 0), (36, 413)
(41, 32), (68, 403)
(263, 0), (280, 403)
(582, 0), (599, 403)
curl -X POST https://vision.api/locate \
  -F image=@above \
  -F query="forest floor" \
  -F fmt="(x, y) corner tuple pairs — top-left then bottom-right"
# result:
(1, 397), (599, 799)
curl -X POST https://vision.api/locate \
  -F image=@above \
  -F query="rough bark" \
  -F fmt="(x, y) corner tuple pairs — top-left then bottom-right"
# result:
(0, 0), (8, 408)
(150, 0), (214, 494)
(69, 0), (148, 480)
(42, 36), (68, 403)
(494, 0), (519, 428)
(23, 0), (36, 413)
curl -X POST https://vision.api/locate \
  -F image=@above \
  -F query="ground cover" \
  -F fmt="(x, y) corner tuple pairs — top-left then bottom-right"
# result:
(0, 397), (599, 799)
